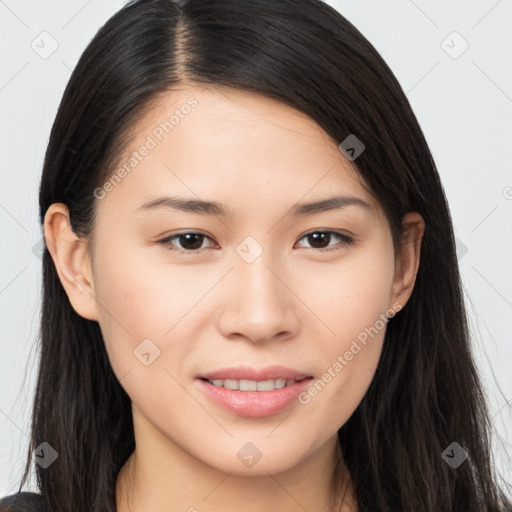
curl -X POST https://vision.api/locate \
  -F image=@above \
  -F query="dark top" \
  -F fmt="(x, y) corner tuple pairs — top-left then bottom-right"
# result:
(0, 493), (43, 512)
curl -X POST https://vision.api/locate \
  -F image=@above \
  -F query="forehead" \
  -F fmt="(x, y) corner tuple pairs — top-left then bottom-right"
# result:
(137, 84), (344, 159)
(98, 84), (379, 219)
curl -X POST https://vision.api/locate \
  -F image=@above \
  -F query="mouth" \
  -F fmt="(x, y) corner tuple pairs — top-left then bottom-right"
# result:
(198, 376), (309, 391)
(195, 375), (314, 418)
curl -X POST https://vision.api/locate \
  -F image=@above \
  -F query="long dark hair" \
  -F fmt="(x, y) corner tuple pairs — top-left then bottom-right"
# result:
(3, 0), (511, 510)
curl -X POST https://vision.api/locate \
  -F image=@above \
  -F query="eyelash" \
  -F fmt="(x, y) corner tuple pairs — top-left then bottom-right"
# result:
(157, 230), (354, 256)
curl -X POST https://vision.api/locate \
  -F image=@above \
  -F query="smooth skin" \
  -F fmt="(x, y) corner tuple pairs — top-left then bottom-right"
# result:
(44, 84), (424, 512)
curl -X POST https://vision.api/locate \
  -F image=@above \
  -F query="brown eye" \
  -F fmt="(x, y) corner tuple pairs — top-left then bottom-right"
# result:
(157, 229), (353, 256)
(158, 232), (216, 254)
(296, 231), (353, 252)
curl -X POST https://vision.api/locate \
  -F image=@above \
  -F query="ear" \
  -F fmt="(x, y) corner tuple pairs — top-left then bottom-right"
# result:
(390, 211), (425, 309)
(43, 203), (99, 321)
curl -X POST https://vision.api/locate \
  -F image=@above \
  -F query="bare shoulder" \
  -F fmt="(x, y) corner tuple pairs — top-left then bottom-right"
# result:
(0, 492), (43, 512)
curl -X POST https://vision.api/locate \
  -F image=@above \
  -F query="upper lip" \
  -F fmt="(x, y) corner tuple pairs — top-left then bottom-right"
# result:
(198, 365), (313, 382)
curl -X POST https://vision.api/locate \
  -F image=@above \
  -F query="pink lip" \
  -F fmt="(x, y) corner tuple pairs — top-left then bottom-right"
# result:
(195, 365), (314, 418)
(198, 365), (311, 382)
(195, 378), (313, 417)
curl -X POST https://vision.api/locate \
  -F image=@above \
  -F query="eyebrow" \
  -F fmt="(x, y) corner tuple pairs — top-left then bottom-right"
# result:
(137, 194), (372, 217)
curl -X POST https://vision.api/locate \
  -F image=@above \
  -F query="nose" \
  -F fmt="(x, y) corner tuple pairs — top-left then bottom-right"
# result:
(216, 252), (299, 344)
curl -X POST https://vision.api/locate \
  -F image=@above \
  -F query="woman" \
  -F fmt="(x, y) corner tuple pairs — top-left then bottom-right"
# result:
(1, 0), (510, 511)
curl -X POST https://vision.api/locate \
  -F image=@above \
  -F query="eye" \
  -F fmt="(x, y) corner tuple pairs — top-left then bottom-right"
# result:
(157, 230), (353, 255)
(295, 230), (353, 252)
(158, 231), (216, 255)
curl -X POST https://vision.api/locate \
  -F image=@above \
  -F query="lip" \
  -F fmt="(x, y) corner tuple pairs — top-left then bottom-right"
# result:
(198, 365), (312, 382)
(195, 365), (314, 418)
(196, 378), (313, 417)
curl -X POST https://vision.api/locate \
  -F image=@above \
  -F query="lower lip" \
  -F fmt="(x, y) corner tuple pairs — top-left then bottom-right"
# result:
(195, 377), (313, 418)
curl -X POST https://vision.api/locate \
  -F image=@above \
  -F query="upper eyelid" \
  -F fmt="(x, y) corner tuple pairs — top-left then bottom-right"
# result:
(159, 229), (353, 250)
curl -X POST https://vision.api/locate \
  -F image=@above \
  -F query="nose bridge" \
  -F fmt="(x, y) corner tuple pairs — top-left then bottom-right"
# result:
(221, 241), (295, 342)
(236, 246), (285, 314)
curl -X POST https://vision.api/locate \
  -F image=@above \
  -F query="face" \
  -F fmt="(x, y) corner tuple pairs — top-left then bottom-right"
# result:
(49, 84), (415, 476)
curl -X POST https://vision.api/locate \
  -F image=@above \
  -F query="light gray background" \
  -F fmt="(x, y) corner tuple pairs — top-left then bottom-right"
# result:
(1, 0), (511, 497)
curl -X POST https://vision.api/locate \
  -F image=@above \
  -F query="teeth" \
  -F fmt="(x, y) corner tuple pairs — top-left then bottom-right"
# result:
(208, 378), (298, 391)
(240, 379), (257, 391)
(224, 379), (239, 390)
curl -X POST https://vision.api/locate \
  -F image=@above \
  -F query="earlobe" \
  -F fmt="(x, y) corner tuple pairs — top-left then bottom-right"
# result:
(390, 212), (425, 310)
(43, 203), (99, 321)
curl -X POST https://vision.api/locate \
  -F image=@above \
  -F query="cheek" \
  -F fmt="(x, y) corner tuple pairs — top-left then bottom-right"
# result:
(91, 243), (173, 371)
(91, 253), (195, 419)
(308, 245), (395, 342)
(91, 238), (220, 384)
(295, 246), (395, 426)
